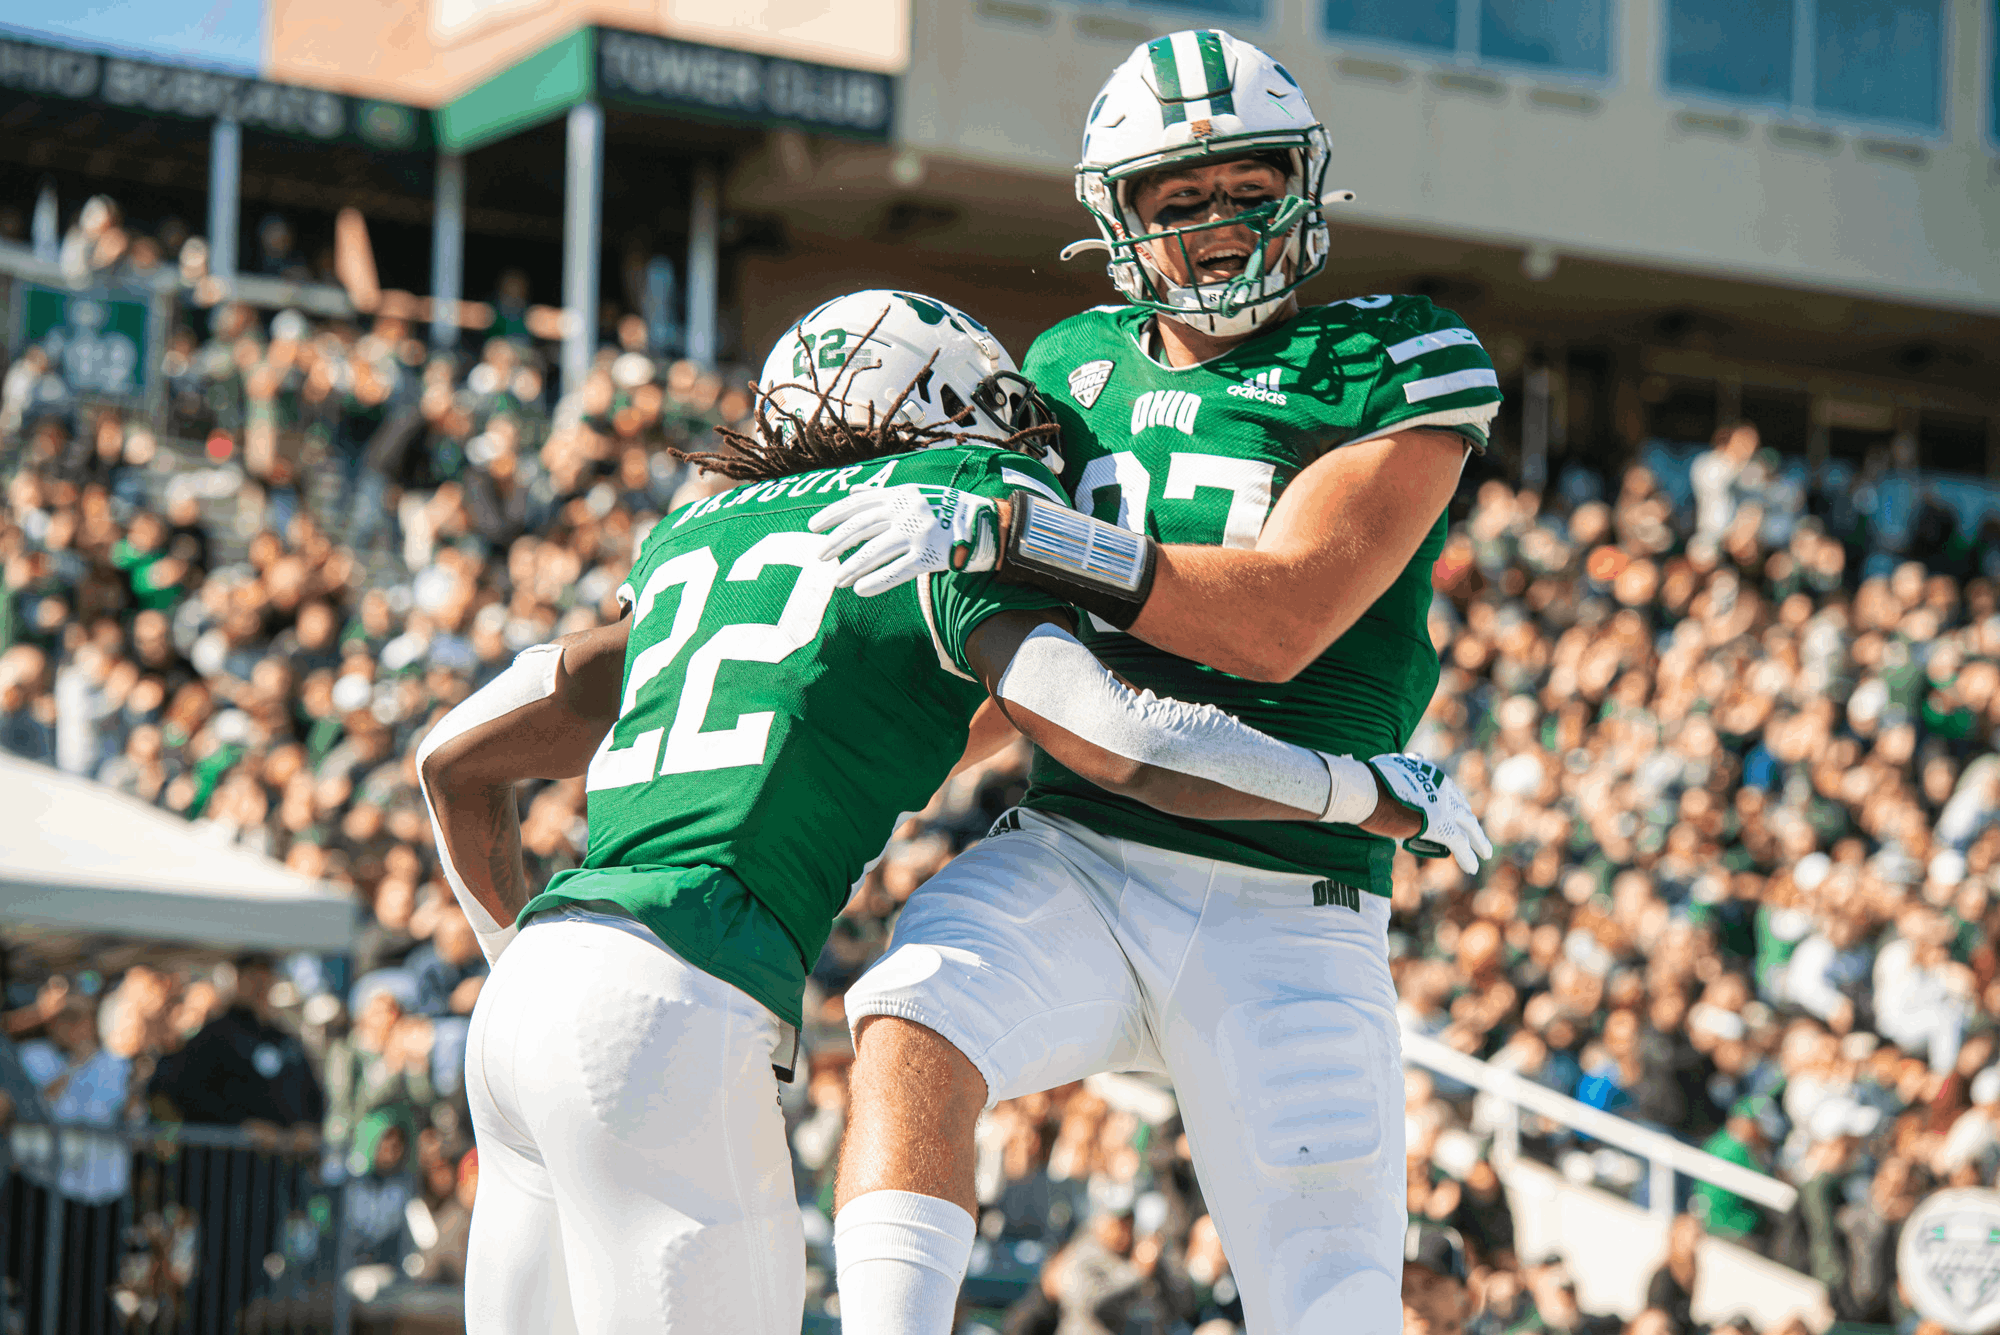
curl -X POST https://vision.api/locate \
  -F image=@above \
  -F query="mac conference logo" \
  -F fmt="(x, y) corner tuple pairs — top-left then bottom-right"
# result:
(1068, 359), (1114, 409)
(1900, 1189), (2000, 1334)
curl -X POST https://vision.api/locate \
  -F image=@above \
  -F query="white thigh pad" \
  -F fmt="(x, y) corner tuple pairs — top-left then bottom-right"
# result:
(995, 624), (1335, 815)
(416, 642), (563, 964)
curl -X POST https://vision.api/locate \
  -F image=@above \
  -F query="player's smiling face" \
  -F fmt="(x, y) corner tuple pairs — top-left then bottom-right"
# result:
(1129, 156), (1289, 289)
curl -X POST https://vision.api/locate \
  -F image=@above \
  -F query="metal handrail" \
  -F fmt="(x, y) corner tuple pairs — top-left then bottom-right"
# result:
(1402, 1030), (1798, 1216)
(4, 1116), (353, 1335)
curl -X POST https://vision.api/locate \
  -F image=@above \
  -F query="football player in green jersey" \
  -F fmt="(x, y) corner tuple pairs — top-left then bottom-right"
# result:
(815, 30), (1501, 1335)
(414, 291), (1476, 1335)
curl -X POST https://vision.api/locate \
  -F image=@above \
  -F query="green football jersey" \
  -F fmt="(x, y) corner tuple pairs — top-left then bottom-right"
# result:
(1018, 294), (1502, 896)
(522, 445), (1069, 1026)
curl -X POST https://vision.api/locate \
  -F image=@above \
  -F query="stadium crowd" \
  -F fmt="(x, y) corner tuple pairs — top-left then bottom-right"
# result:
(1, 204), (1998, 1331)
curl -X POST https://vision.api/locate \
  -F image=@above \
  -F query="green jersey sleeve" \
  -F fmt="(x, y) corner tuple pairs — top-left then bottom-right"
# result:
(1343, 296), (1502, 451)
(923, 448), (1074, 680)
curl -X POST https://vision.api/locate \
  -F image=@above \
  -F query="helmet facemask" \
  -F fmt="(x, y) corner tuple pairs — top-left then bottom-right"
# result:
(1075, 131), (1338, 339)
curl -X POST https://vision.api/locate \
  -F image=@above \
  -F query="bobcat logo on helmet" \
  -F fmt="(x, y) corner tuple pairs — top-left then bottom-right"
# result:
(1063, 30), (1356, 338)
(759, 290), (1064, 475)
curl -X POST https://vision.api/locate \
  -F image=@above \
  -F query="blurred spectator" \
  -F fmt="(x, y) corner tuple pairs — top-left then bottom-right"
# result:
(15, 990), (131, 1202)
(344, 1111), (418, 1272)
(147, 954), (324, 1135)
(1403, 1224), (1469, 1335)
(409, 1146), (477, 1285)
(1643, 1215), (1702, 1335)
(1047, 1206), (1153, 1335)
(323, 972), (433, 1149)
(1690, 1099), (1777, 1244)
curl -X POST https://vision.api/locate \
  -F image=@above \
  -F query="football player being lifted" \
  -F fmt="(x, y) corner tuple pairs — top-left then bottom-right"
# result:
(415, 290), (1472, 1334)
(815, 29), (1499, 1335)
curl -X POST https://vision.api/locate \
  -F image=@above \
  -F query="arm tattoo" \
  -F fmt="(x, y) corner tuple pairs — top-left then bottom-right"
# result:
(482, 784), (531, 922)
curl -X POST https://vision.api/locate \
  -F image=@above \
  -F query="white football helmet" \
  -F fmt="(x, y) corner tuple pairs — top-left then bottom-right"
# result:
(1068, 29), (1353, 337)
(758, 289), (1062, 473)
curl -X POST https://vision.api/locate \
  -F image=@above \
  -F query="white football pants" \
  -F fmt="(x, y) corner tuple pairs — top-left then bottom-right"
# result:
(462, 905), (802, 1334)
(845, 808), (1407, 1335)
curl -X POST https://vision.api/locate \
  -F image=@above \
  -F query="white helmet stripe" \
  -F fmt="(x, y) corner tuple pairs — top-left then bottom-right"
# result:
(1170, 30), (1213, 120)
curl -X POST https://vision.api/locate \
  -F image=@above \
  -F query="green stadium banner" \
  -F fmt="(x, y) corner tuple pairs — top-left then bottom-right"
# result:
(436, 27), (597, 154)
(17, 284), (152, 399)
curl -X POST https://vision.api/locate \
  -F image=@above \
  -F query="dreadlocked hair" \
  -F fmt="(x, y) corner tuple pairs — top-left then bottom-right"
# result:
(668, 311), (1060, 483)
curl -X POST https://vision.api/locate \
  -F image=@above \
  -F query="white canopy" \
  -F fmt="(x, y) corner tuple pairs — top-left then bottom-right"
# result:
(0, 754), (356, 952)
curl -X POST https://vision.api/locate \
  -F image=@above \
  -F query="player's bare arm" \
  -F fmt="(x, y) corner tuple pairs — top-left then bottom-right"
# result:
(415, 619), (628, 960)
(945, 696), (1018, 779)
(1118, 424), (1466, 679)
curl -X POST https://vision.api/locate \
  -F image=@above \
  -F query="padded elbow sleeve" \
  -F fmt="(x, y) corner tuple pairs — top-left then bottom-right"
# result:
(995, 624), (1338, 814)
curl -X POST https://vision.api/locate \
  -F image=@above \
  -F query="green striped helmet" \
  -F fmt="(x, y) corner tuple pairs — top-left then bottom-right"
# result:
(1069, 30), (1350, 337)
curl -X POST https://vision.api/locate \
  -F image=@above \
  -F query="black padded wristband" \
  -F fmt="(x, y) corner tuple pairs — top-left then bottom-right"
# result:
(996, 490), (1159, 629)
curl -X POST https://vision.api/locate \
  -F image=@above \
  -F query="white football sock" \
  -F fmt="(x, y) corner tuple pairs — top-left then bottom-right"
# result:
(834, 1189), (976, 1335)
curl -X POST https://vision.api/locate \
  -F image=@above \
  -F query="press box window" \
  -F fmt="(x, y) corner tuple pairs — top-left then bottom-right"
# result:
(1664, 0), (1945, 132)
(1324, 0), (1611, 73)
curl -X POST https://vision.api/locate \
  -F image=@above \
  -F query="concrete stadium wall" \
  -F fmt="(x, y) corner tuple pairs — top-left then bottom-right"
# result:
(900, 0), (2000, 315)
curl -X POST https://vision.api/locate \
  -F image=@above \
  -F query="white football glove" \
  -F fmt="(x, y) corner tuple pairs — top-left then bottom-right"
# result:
(1366, 753), (1493, 875)
(810, 483), (1001, 597)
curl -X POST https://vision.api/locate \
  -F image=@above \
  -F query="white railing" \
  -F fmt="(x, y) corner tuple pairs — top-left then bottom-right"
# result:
(1401, 1030), (1798, 1224)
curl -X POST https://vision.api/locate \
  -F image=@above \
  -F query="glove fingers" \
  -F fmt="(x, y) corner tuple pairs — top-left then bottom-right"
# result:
(1469, 821), (1494, 861)
(1451, 836), (1479, 876)
(806, 492), (874, 534)
(818, 515), (893, 564)
(830, 531), (906, 588)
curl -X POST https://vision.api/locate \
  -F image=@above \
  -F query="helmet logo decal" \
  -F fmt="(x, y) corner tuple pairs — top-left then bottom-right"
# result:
(1068, 359), (1115, 409)
(895, 293), (949, 326)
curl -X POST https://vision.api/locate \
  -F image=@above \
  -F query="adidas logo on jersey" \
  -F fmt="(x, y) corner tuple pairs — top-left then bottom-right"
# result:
(1130, 388), (1201, 436)
(1227, 368), (1288, 406)
(1068, 359), (1114, 409)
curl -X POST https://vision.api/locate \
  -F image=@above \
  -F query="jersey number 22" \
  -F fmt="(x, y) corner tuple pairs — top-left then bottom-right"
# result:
(587, 532), (838, 789)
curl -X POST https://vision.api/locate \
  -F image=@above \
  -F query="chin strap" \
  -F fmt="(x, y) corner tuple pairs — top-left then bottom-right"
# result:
(1060, 238), (1112, 262)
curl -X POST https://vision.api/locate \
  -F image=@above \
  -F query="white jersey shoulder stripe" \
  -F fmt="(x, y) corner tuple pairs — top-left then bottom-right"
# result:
(1002, 468), (1071, 508)
(1384, 327), (1484, 364)
(1405, 367), (1500, 403)
(1346, 402), (1501, 447)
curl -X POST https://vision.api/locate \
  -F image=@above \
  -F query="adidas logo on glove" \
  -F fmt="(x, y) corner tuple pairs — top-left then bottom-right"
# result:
(1227, 368), (1288, 406)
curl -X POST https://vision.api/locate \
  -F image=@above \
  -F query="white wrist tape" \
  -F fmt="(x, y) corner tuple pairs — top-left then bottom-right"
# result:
(995, 624), (1333, 814)
(415, 642), (563, 965)
(1317, 752), (1379, 826)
